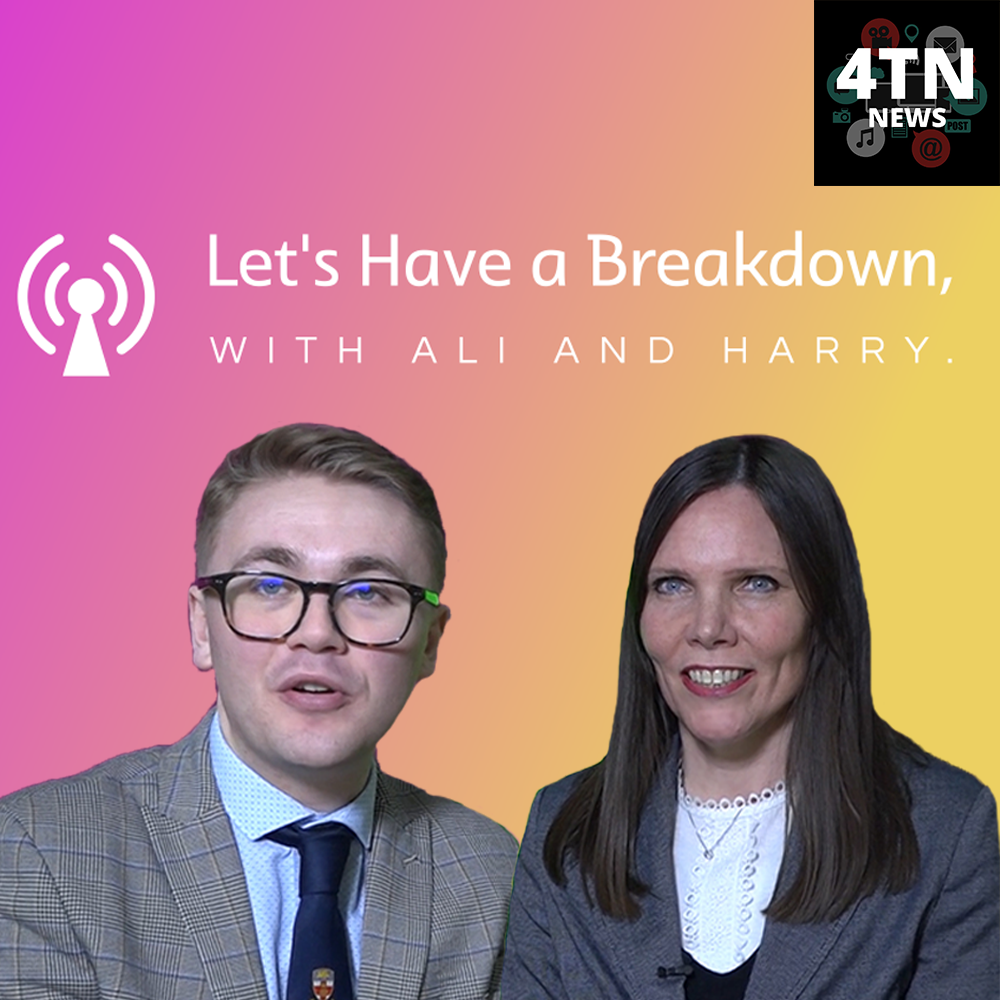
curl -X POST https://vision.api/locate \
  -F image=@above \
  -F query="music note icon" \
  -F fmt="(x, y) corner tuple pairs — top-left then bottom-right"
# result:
(847, 120), (884, 157)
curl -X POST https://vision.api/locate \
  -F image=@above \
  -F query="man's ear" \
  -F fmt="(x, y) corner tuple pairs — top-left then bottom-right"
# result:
(416, 604), (450, 681)
(189, 586), (214, 672)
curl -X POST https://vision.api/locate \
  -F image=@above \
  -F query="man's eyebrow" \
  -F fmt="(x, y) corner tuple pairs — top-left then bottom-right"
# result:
(340, 554), (407, 579)
(228, 549), (410, 581)
(232, 546), (301, 571)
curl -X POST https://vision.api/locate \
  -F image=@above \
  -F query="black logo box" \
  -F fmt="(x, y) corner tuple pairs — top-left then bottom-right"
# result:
(814, 0), (999, 186)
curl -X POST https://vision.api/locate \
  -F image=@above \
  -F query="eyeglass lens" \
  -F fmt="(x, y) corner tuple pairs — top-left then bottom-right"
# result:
(225, 575), (415, 644)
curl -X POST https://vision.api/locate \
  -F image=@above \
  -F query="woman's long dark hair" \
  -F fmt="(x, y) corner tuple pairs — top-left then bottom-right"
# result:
(543, 435), (921, 923)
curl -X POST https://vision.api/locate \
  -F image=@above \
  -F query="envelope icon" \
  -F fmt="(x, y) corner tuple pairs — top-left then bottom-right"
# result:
(935, 36), (958, 54)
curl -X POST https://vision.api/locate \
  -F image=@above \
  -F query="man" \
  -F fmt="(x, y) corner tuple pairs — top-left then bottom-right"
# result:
(0, 424), (517, 1000)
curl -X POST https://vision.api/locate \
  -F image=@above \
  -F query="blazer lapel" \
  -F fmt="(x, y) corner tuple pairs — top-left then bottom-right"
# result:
(745, 831), (860, 1000)
(144, 713), (268, 1000)
(355, 770), (432, 1000)
(600, 749), (691, 1000)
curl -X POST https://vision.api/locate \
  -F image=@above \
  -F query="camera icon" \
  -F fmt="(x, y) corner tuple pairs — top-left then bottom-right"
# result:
(832, 109), (851, 124)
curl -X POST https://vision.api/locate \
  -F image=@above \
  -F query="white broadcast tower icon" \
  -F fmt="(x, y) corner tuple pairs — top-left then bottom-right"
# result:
(18, 234), (155, 377)
(65, 277), (109, 376)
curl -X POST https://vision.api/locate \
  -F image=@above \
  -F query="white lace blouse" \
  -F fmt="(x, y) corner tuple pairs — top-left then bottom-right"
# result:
(673, 778), (787, 974)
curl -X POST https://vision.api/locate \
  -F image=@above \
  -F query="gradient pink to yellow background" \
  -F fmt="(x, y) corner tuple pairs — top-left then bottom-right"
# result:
(2, 0), (997, 838)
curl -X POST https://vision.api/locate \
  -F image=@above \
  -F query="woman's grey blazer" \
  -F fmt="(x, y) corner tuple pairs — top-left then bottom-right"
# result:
(502, 744), (999, 1000)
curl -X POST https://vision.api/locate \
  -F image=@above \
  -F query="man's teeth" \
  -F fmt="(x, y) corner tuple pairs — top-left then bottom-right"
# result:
(687, 668), (747, 687)
(296, 682), (334, 693)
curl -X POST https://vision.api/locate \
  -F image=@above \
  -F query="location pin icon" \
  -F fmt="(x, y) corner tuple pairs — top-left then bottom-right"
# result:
(905, 24), (919, 43)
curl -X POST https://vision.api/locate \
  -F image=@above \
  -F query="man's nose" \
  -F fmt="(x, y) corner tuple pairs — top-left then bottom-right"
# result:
(288, 593), (349, 652)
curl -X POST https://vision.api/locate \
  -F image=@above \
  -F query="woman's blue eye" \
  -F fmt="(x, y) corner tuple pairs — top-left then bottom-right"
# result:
(254, 577), (288, 596)
(744, 575), (778, 593)
(653, 577), (686, 595)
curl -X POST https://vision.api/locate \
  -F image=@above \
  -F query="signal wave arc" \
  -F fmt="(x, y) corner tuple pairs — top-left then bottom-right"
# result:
(18, 234), (64, 354)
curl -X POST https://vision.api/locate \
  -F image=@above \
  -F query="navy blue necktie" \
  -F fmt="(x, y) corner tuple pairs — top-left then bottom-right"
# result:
(267, 822), (356, 1000)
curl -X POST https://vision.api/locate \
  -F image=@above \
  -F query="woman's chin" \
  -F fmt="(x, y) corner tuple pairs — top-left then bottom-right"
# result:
(681, 718), (751, 754)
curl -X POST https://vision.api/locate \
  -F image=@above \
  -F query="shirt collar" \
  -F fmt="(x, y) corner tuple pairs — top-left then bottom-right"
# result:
(209, 711), (376, 850)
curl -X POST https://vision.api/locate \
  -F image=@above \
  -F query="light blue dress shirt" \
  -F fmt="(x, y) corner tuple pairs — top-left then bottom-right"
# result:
(209, 714), (375, 1000)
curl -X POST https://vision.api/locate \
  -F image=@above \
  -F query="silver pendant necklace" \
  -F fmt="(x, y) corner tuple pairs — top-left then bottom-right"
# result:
(683, 802), (744, 860)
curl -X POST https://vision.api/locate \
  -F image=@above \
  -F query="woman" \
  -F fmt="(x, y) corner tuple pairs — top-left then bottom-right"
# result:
(502, 435), (998, 1000)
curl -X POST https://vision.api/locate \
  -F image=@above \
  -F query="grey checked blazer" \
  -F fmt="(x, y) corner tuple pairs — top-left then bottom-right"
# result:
(502, 743), (1000, 1000)
(0, 712), (518, 1000)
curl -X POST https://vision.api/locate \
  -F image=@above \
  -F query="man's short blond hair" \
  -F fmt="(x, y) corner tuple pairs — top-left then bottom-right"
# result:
(195, 424), (446, 586)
